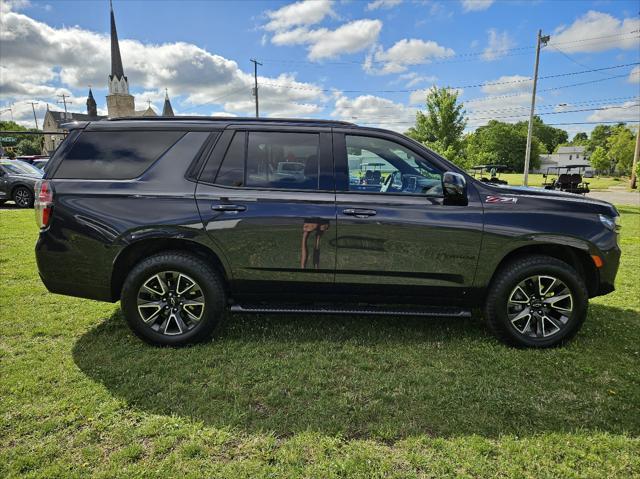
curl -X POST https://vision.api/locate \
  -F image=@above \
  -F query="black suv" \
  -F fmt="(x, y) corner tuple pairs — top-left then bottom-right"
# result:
(35, 117), (621, 348)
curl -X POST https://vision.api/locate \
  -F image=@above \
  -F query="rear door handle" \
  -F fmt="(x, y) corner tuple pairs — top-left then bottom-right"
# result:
(212, 204), (246, 212)
(343, 208), (377, 218)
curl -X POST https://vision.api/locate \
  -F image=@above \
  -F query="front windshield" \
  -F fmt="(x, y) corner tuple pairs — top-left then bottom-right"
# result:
(0, 161), (43, 176)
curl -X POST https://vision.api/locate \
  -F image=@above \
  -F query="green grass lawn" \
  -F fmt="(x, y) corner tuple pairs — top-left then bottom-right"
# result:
(1, 207), (639, 478)
(494, 173), (629, 191)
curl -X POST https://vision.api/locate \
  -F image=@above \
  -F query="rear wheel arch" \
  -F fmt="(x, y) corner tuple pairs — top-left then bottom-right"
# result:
(111, 238), (229, 301)
(487, 244), (598, 297)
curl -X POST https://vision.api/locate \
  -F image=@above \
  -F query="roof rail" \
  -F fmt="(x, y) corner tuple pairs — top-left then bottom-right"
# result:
(105, 116), (355, 126)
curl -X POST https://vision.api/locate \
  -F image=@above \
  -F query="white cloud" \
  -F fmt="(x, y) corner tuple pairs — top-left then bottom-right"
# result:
(264, 0), (335, 31)
(398, 72), (438, 88)
(332, 93), (417, 132)
(366, 0), (402, 11)
(482, 29), (515, 61)
(628, 65), (640, 83)
(481, 75), (532, 95)
(587, 101), (640, 122)
(0, 6), (328, 119)
(549, 11), (640, 53)
(365, 38), (454, 74)
(461, 0), (494, 13)
(271, 19), (382, 60)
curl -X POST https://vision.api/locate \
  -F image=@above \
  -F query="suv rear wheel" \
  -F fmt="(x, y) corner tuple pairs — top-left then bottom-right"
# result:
(121, 251), (225, 346)
(485, 255), (588, 348)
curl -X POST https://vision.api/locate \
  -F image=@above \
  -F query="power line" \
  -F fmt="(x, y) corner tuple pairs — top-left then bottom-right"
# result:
(351, 101), (639, 123)
(259, 63), (639, 94)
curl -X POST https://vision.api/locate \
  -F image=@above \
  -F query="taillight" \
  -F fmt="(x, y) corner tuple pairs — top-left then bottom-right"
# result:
(35, 180), (53, 229)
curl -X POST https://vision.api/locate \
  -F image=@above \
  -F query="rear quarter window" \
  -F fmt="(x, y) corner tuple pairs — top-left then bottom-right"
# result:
(53, 130), (185, 179)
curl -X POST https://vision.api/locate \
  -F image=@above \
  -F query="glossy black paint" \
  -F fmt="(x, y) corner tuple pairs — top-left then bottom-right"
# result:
(36, 117), (620, 308)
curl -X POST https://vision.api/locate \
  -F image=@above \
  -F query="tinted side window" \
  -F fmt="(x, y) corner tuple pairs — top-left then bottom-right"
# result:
(246, 132), (319, 190)
(54, 130), (184, 179)
(215, 132), (245, 187)
(346, 135), (442, 196)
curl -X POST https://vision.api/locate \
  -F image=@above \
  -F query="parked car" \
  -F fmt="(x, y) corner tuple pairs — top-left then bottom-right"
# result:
(0, 159), (43, 207)
(32, 159), (49, 171)
(35, 117), (621, 348)
(15, 155), (49, 165)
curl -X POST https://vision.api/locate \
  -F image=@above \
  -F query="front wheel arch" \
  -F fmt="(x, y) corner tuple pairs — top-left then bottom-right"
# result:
(486, 243), (598, 298)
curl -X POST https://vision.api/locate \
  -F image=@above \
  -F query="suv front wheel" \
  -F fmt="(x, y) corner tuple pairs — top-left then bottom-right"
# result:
(121, 251), (225, 346)
(485, 255), (588, 348)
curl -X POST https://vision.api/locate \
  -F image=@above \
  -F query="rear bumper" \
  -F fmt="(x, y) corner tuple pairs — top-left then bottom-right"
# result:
(36, 233), (115, 302)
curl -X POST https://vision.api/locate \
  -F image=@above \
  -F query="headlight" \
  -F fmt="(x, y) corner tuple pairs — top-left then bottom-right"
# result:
(599, 214), (621, 231)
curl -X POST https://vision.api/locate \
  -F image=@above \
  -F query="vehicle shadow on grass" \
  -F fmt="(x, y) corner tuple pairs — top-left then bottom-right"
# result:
(73, 304), (640, 440)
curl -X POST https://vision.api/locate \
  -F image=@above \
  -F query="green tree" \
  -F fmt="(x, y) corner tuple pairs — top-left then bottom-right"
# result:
(570, 132), (589, 146)
(406, 87), (467, 166)
(466, 120), (541, 172)
(587, 124), (620, 153)
(0, 120), (43, 156)
(606, 125), (635, 175)
(515, 116), (568, 153)
(589, 146), (611, 173)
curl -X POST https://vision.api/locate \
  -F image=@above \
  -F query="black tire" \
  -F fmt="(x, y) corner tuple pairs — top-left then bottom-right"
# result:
(485, 255), (588, 348)
(121, 251), (226, 346)
(12, 186), (34, 208)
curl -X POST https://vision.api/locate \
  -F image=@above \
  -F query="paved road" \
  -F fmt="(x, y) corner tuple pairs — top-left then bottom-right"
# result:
(589, 189), (640, 206)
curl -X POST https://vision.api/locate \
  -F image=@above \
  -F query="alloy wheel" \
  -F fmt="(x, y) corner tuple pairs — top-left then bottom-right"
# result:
(14, 188), (31, 207)
(136, 271), (205, 336)
(507, 275), (574, 339)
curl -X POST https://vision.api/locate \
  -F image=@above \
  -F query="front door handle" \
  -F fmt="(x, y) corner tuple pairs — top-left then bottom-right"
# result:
(212, 204), (246, 212)
(343, 208), (377, 218)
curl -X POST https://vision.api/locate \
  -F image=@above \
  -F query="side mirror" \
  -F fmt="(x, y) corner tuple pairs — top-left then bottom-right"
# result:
(442, 171), (468, 206)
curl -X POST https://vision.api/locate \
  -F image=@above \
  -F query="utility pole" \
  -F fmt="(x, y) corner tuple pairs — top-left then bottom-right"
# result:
(631, 125), (639, 189)
(57, 93), (72, 116)
(523, 29), (550, 186)
(250, 58), (262, 118)
(28, 101), (39, 129)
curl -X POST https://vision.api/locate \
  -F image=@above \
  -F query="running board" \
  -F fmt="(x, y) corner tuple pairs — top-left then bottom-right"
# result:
(229, 304), (471, 318)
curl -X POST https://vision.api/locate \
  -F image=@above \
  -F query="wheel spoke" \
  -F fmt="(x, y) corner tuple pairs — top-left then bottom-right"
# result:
(181, 300), (204, 321)
(142, 274), (167, 296)
(137, 300), (164, 323)
(538, 276), (557, 296)
(509, 285), (530, 304)
(176, 274), (196, 296)
(544, 293), (573, 312)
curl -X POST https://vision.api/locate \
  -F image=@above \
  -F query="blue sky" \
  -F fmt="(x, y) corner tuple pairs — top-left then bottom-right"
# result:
(1, 0), (638, 137)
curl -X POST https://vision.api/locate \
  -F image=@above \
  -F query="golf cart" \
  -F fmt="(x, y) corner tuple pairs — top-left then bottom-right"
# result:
(350, 162), (388, 192)
(542, 164), (590, 195)
(470, 164), (509, 185)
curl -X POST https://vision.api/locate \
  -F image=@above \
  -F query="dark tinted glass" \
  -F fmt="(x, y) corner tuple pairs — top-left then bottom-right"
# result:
(55, 131), (184, 179)
(215, 132), (245, 187)
(246, 132), (319, 190)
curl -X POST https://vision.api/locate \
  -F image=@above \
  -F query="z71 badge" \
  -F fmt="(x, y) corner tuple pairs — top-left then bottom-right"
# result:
(486, 195), (518, 204)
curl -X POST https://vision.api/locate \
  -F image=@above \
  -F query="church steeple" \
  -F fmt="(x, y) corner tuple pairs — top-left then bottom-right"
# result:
(109, 0), (125, 81)
(86, 87), (97, 117)
(162, 89), (175, 117)
(106, 0), (134, 117)
(107, 0), (130, 96)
